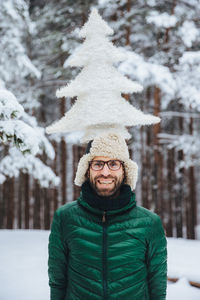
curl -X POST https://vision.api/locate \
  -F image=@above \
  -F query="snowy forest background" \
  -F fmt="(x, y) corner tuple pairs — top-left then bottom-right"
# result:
(0, 0), (200, 240)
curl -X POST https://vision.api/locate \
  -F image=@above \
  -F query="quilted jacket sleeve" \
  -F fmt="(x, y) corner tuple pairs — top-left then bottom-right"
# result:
(48, 209), (68, 300)
(147, 215), (167, 300)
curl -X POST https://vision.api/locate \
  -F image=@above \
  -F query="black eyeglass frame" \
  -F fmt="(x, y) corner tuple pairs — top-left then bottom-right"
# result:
(89, 160), (124, 171)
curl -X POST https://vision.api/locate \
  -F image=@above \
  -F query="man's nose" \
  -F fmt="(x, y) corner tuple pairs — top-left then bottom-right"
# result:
(100, 163), (111, 176)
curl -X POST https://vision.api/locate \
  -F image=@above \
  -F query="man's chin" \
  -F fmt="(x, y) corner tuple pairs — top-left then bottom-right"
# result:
(95, 185), (119, 197)
(96, 189), (114, 197)
(95, 183), (115, 196)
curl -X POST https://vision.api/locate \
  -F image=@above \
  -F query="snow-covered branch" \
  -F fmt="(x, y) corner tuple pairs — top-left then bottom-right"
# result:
(0, 89), (41, 154)
(158, 133), (200, 168)
(0, 148), (60, 188)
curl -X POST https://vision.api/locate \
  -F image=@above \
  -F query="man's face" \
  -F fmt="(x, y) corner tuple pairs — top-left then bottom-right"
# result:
(88, 156), (124, 197)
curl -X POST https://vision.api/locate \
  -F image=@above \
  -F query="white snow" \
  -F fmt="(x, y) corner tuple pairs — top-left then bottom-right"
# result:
(146, 11), (177, 28)
(167, 238), (200, 283)
(0, 148), (60, 188)
(0, 89), (42, 155)
(158, 133), (200, 168)
(0, 231), (200, 300)
(0, 87), (58, 186)
(118, 49), (176, 98)
(178, 21), (199, 48)
(175, 51), (200, 112)
(0, 230), (49, 300)
(0, 119), (40, 155)
(0, 0), (41, 84)
(179, 51), (200, 65)
(19, 54), (41, 79)
(0, 173), (6, 184)
(0, 89), (24, 120)
(167, 278), (200, 299)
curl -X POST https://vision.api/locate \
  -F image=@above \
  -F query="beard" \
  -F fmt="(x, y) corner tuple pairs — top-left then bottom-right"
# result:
(89, 174), (124, 197)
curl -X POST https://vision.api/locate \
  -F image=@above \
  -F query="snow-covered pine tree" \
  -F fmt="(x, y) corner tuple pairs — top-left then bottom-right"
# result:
(31, 1), (98, 204)
(0, 88), (59, 187)
(0, 0), (59, 188)
(46, 8), (160, 142)
(0, 89), (40, 155)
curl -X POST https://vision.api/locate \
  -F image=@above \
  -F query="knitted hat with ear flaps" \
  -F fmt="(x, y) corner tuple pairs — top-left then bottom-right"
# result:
(74, 133), (138, 190)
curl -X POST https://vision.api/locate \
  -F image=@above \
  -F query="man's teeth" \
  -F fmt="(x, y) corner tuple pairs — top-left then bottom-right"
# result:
(99, 181), (113, 184)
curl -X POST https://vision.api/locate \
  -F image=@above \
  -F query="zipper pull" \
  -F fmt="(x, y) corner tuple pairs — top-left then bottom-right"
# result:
(102, 211), (106, 223)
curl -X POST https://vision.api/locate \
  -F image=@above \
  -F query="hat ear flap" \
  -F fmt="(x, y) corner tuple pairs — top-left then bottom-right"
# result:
(124, 160), (138, 190)
(74, 154), (92, 186)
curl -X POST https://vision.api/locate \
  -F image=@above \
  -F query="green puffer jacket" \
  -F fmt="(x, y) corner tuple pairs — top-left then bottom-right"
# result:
(48, 193), (167, 300)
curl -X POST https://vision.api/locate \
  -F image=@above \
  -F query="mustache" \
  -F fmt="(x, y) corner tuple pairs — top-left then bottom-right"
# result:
(95, 175), (116, 180)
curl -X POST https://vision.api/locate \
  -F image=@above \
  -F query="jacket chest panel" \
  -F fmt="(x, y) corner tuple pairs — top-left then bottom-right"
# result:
(65, 216), (148, 270)
(66, 221), (103, 267)
(106, 221), (148, 282)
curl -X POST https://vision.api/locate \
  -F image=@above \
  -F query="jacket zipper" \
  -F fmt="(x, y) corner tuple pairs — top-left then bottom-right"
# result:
(102, 211), (108, 300)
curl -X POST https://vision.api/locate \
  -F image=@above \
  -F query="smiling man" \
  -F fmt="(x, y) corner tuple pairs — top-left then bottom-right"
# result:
(88, 157), (125, 196)
(48, 133), (167, 300)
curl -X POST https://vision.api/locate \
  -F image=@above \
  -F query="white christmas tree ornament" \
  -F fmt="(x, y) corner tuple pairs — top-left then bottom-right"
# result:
(46, 8), (160, 142)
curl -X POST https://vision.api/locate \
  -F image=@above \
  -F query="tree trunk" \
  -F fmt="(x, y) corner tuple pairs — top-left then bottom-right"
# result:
(60, 97), (67, 204)
(0, 183), (5, 229)
(145, 87), (152, 209)
(61, 137), (67, 204)
(141, 88), (152, 210)
(33, 180), (41, 229)
(52, 141), (58, 212)
(24, 173), (30, 229)
(175, 116), (184, 237)
(166, 148), (175, 236)
(5, 177), (15, 229)
(122, 0), (131, 102)
(66, 142), (74, 202)
(17, 172), (23, 229)
(140, 125), (148, 208)
(43, 188), (50, 230)
(125, 0), (131, 46)
(187, 166), (196, 239)
(186, 118), (196, 239)
(152, 87), (163, 217)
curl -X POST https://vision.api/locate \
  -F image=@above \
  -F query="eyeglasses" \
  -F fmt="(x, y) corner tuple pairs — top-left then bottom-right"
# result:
(89, 160), (124, 171)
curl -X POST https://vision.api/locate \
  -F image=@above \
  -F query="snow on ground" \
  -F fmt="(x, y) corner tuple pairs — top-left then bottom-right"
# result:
(0, 230), (49, 300)
(167, 278), (200, 299)
(167, 237), (200, 283)
(0, 230), (200, 300)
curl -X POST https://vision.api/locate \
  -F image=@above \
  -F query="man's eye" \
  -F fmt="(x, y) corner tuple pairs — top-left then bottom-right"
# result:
(93, 162), (103, 167)
(109, 161), (117, 167)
